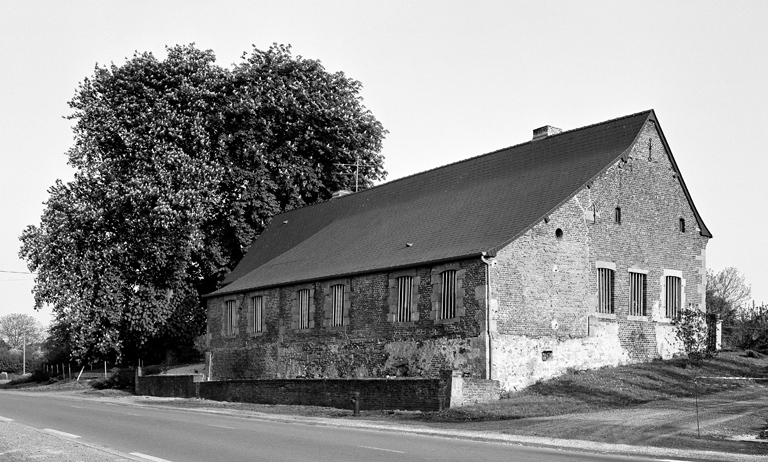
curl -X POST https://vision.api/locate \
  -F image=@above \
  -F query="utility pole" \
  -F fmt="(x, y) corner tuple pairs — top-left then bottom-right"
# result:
(22, 333), (26, 375)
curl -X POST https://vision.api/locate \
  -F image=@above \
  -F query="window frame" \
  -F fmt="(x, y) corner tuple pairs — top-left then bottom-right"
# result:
(247, 293), (265, 336)
(665, 275), (682, 320)
(323, 279), (351, 329)
(628, 269), (648, 318)
(388, 269), (420, 325)
(595, 261), (616, 316)
(291, 284), (316, 331)
(221, 298), (239, 337)
(430, 263), (466, 324)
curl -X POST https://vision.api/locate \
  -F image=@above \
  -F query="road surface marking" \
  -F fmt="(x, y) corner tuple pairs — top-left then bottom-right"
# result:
(0, 416), (14, 422)
(130, 452), (173, 462)
(208, 424), (236, 429)
(69, 405), (84, 409)
(359, 445), (405, 454)
(43, 429), (80, 439)
(126, 413), (142, 417)
(658, 459), (691, 462)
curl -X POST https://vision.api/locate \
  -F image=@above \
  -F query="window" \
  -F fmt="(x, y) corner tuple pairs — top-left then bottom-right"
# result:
(666, 276), (682, 319)
(597, 268), (614, 314)
(298, 289), (311, 329)
(679, 218), (686, 233)
(330, 284), (345, 327)
(249, 295), (264, 334)
(629, 272), (646, 316)
(223, 300), (237, 336)
(292, 286), (315, 331)
(439, 270), (457, 319)
(396, 276), (413, 322)
(615, 207), (621, 224)
(389, 270), (420, 324)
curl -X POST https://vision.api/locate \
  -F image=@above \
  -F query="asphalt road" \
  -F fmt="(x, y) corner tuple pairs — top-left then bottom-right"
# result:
(0, 391), (666, 462)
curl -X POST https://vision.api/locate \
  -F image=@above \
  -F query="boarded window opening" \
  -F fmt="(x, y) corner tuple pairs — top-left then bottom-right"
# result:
(396, 276), (413, 322)
(331, 284), (345, 327)
(298, 289), (311, 329)
(597, 268), (614, 314)
(440, 270), (457, 319)
(666, 276), (682, 319)
(629, 272), (646, 316)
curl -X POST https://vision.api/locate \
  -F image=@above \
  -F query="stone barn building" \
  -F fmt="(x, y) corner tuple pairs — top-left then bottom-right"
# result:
(204, 109), (711, 392)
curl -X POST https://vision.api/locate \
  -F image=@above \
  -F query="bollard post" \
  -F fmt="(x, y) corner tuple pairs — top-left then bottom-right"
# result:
(351, 391), (360, 416)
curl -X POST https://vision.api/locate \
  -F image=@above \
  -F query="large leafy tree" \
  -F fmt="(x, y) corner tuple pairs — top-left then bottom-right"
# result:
(0, 313), (45, 350)
(20, 44), (386, 363)
(706, 267), (752, 346)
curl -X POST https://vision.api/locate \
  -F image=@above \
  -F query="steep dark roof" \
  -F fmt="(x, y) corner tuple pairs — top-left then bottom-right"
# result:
(210, 110), (710, 297)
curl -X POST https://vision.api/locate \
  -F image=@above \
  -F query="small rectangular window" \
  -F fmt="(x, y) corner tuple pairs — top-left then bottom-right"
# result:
(440, 270), (457, 319)
(298, 289), (311, 329)
(629, 272), (646, 316)
(679, 218), (686, 233)
(396, 276), (412, 322)
(615, 207), (621, 224)
(331, 284), (345, 327)
(224, 300), (237, 336)
(666, 276), (682, 319)
(597, 268), (614, 314)
(250, 296), (263, 333)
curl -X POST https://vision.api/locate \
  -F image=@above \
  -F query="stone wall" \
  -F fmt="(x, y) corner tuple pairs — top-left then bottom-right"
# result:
(134, 373), (204, 398)
(488, 120), (707, 391)
(134, 373), (499, 411)
(207, 259), (489, 382)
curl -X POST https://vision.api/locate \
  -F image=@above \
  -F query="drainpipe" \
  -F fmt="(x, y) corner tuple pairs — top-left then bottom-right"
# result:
(480, 253), (493, 380)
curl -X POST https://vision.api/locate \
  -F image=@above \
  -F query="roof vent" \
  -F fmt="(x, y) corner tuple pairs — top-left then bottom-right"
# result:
(532, 125), (562, 141)
(331, 190), (352, 198)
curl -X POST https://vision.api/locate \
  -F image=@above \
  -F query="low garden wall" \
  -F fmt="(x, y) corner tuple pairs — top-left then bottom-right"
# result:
(134, 372), (499, 411)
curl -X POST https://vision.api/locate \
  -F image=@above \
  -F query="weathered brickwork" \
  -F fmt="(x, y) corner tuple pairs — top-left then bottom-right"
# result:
(207, 259), (488, 381)
(489, 120), (708, 390)
(206, 120), (708, 395)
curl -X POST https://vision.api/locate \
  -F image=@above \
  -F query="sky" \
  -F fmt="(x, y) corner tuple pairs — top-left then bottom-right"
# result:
(1, 1), (767, 326)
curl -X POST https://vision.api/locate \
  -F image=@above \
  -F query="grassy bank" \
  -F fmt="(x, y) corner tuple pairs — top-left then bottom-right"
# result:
(432, 350), (768, 421)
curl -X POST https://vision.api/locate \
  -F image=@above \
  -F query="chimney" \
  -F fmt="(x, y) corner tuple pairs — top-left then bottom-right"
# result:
(532, 125), (562, 141)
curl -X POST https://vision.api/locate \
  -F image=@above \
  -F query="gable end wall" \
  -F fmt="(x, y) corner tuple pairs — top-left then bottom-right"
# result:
(489, 120), (708, 391)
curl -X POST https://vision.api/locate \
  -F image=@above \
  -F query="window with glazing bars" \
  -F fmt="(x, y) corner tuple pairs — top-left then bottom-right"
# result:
(251, 295), (263, 333)
(666, 276), (681, 319)
(396, 276), (412, 322)
(298, 289), (311, 329)
(629, 272), (646, 316)
(597, 268), (614, 314)
(440, 270), (457, 319)
(224, 300), (236, 335)
(330, 284), (345, 327)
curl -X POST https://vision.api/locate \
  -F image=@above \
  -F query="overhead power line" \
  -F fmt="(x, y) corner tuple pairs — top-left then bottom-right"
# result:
(0, 270), (35, 274)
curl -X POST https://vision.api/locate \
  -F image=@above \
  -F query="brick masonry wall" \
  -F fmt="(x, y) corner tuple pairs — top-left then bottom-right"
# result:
(197, 377), (449, 412)
(135, 373), (495, 410)
(490, 120), (708, 391)
(207, 259), (488, 381)
(135, 374), (203, 398)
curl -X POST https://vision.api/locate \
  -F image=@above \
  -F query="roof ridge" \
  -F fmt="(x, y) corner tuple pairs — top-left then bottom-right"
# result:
(355, 109), (655, 195)
(282, 109), (655, 214)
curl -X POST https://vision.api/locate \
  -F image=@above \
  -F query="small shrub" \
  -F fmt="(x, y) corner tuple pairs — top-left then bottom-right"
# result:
(673, 308), (717, 364)
(90, 367), (134, 390)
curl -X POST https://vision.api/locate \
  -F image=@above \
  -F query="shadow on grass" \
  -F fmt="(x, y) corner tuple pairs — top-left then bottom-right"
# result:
(428, 351), (768, 422)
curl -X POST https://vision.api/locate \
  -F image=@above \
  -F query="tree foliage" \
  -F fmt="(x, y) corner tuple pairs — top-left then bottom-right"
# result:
(19, 44), (386, 363)
(673, 307), (715, 364)
(0, 313), (44, 350)
(706, 267), (752, 346)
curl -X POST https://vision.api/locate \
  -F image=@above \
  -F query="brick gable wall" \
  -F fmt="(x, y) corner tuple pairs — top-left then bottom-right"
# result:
(490, 120), (708, 390)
